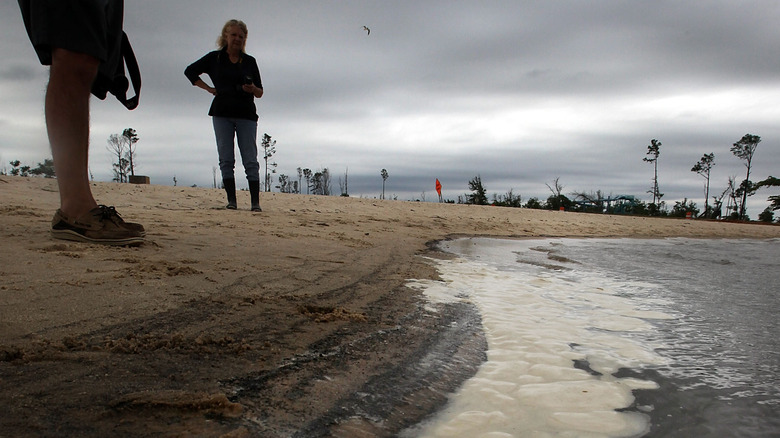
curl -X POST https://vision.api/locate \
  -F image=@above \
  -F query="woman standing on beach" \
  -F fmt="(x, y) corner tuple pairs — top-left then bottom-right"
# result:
(185, 19), (264, 211)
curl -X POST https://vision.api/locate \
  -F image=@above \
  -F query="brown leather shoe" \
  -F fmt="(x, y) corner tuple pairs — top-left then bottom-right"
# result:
(98, 205), (146, 236)
(51, 206), (144, 246)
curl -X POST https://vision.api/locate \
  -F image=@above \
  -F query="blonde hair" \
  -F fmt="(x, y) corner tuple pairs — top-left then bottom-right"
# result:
(216, 19), (248, 50)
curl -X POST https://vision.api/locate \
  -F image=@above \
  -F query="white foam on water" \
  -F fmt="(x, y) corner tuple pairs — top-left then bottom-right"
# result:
(403, 238), (673, 438)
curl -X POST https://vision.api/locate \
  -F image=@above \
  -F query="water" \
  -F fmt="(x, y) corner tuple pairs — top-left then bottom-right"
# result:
(403, 238), (780, 438)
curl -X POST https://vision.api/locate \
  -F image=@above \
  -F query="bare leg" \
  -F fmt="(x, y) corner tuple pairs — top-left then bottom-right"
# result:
(46, 48), (100, 219)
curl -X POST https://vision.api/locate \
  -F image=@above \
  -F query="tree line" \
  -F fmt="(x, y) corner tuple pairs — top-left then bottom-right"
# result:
(639, 133), (776, 222)
(1, 158), (55, 178)
(455, 133), (777, 223)
(459, 173), (777, 223)
(266, 132), (776, 222)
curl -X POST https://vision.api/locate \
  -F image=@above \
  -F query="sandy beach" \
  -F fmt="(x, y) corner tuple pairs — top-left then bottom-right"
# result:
(1, 175), (778, 437)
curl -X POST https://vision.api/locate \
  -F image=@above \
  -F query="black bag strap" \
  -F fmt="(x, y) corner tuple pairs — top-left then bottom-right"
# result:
(91, 31), (141, 110)
(116, 31), (141, 110)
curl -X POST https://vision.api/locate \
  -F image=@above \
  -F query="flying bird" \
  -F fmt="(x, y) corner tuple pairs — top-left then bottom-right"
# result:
(363, 25), (370, 35)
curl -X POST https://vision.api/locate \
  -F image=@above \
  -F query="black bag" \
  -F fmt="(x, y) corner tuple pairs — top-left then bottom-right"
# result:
(91, 31), (141, 110)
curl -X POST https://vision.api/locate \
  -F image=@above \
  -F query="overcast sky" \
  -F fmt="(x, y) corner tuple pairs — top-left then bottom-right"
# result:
(1, 1), (778, 216)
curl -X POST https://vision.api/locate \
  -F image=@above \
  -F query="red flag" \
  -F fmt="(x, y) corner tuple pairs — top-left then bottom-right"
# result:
(435, 179), (442, 196)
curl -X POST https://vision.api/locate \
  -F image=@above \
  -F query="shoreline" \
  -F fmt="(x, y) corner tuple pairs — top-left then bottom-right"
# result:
(1, 176), (778, 437)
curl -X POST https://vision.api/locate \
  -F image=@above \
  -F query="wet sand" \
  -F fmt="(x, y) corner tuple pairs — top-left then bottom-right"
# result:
(1, 175), (778, 437)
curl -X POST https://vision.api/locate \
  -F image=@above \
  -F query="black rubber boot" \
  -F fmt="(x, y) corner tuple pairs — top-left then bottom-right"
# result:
(223, 178), (237, 209)
(249, 180), (262, 212)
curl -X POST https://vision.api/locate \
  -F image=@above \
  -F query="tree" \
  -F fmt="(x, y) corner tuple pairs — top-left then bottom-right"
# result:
(755, 176), (780, 191)
(755, 176), (780, 212)
(571, 190), (607, 213)
(114, 158), (130, 183)
(670, 198), (699, 218)
(545, 193), (572, 211)
(123, 128), (139, 177)
(8, 160), (31, 177)
(311, 168), (331, 195)
(106, 128), (139, 182)
(758, 207), (775, 223)
(731, 134), (760, 220)
(492, 189), (522, 208)
(302, 168), (312, 194)
(297, 167), (303, 194)
(643, 139), (663, 208)
(466, 175), (488, 205)
(545, 177), (571, 210)
(614, 198), (645, 215)
(691, 153), (715, 218)
(29, 158), (56, 178)
(734, 179), (758, 220)
(339, 168), (349, 197)
(380, 169), (389, 199)
(277, 174), (295, 193)
(525, 197), (543, 209)
(723, 176), (741, 219)
(107, 134), (128, 182)
(545, 177), (564, 199)
(261, 133), (277, 192)
(321, 169), (331, 196)
(711, 183), (732, 220)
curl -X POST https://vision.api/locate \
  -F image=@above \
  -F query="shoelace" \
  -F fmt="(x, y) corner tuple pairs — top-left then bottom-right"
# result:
(97, 205), (124, 223)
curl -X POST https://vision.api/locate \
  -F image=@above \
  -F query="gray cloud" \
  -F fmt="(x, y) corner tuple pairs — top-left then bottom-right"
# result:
(0, 64), (40, 81)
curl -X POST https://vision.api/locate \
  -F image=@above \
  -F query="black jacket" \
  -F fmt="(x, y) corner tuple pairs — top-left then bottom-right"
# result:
(185, 48), (263, 121)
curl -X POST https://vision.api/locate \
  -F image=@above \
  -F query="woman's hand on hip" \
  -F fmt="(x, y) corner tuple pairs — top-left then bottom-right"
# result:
(194, 79), (217, 96)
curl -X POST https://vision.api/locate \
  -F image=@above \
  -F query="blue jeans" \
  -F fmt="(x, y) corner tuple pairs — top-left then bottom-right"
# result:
(212, 116), (260, 182)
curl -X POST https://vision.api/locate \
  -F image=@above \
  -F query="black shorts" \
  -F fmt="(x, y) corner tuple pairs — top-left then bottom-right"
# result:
(19, 0), (124, 71)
